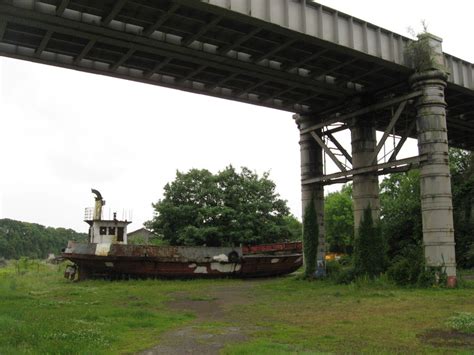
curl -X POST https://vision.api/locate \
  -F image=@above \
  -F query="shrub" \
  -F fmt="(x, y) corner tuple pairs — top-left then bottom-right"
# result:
(417, 266), (447, 288)
(387, 242), (449, 287)
(387, 244), (424, 286)
(353, 205), (386, 278)
(334, 267), (357, 285)
(325, 260), (342, 277)
(303, 196), (318, 278)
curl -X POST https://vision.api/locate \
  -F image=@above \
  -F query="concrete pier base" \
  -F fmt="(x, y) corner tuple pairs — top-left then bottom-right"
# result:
(295, 115), (325, 275)
(411, 69), (457, 286)
(350, 118), (380, 229)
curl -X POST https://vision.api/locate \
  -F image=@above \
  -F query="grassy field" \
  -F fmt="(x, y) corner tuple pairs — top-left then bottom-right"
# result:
(0, 262), (473, 354)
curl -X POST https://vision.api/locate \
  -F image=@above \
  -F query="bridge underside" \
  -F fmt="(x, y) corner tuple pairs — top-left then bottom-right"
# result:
(0, 0), (473, 149)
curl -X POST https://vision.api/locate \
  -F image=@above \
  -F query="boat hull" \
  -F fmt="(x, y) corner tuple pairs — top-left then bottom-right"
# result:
(62, 242), (303, 280)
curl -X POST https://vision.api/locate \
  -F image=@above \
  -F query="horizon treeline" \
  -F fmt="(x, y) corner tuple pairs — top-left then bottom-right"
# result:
(0, 218), (87, 260)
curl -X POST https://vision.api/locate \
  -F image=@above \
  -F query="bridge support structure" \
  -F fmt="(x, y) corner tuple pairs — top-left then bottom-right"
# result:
(295, 115), (325, 276)
(350, 117), (380, 229)
(296, 35), (457, 286)
(411, 69), (457, 286)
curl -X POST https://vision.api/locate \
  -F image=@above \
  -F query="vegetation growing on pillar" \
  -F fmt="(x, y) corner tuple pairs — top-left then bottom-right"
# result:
(303, 195), (318, 279)
(405, 34), (434, 72)
(405, 23), (445, 73)
(353, 205), (386, 278)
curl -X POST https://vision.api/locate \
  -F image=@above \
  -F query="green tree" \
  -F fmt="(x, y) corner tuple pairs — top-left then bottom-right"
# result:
(450, 148), (474, 268)
(325, 184), (353, 254)
(146, 166), (294, 247)
(380, 170), (422, 260)
(303, 196), (318, 278)
(283, 215), (302, 240)
(353, 205), (386, 277)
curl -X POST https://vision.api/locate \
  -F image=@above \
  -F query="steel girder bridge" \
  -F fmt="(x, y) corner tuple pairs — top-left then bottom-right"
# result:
(1, 0), (473, 285)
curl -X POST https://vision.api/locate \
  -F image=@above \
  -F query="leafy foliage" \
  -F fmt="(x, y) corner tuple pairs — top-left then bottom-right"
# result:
(282, 215), (302, 241)
(353, 206), (386, 278)
(450, 148), (474, 269)
(303, 196), (318, 278)
(146, 166), (296, 247)
(386, 243), (425, 286)
(380, 170), (422, 261)
(0, 219), (87, 259)
(325, 184), (354, 254)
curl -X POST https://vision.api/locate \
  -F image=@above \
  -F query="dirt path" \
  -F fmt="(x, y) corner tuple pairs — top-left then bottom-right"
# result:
(139, 282), (257, 355)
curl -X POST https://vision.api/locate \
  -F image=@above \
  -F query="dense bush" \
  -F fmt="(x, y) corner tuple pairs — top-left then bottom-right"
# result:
(353, 206), (386, 278)
(386, 244), (424, 286)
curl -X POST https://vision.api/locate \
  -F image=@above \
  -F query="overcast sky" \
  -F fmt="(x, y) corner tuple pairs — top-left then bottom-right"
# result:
(1, 0), (473, 233)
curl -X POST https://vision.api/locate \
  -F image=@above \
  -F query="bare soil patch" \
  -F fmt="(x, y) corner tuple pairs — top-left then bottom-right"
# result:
(139, 282), (257, 354)
(418, 329), (474, 349)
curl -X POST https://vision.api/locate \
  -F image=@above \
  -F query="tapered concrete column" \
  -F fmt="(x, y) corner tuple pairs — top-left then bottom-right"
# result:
(411, 69), (456, 286)
(294, 114), (325, 274)
(350, 118), (380, 229)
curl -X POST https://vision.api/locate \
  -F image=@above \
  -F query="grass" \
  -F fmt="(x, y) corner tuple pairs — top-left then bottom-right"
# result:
(0, 262), (473, 354)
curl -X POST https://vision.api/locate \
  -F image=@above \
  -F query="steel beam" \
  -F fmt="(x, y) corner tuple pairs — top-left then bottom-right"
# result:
(282, 48), (329, 71)
(371, 100), (407, 164)
(35, 30), (52, 56)
(310, 131), (347, 172)
(144, 57), (172, 78)
(102, 0), (128, 26)
(252, 39), (297, 63)
(110, 47), (135, 72)
(301, 91), (422, 134)
(388, 119), (416, 162)
(302, 155), (426, 185)
(326, 132), (352, 165)
(205, 72), (239, 90)
(74, 39), (96, 65)
(0, 20), (6, 41)
(310, 58), (357, 80)
(217, 27), (261, 55)
(142, 3), (180, 37)
(322, 164), (419, 186)
(181, 16), (222, 46)
(177, 65), (207, 83)
(56, 0), (70, 16)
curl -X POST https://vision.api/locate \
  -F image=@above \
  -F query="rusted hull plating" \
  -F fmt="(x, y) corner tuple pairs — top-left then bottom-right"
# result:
(62, 241), (302, 280)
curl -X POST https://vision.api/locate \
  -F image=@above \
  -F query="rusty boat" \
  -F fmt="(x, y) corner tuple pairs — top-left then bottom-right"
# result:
(62, 190), (303, 280)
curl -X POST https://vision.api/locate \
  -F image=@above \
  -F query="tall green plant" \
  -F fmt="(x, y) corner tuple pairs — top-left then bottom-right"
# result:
(353, 205), (386, 278)
(303, 196), (318, 278)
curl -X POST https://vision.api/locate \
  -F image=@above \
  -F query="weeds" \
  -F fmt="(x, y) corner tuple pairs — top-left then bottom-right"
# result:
(447, 312), (474, 333)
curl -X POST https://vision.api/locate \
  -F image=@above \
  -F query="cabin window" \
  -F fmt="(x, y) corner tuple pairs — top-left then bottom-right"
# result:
(117, 227), (124, 242)
(108, 227), (116, 235)
(99, 227), (107, 235)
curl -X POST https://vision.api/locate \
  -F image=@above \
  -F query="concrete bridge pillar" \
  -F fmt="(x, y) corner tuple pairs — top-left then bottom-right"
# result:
(411, 69), (457, 286)
(294, 115), (325, 273)
(350, 117), (380, 229)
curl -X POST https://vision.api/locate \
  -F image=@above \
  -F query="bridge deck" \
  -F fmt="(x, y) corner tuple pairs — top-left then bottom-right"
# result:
(0, 0), (473, 149)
